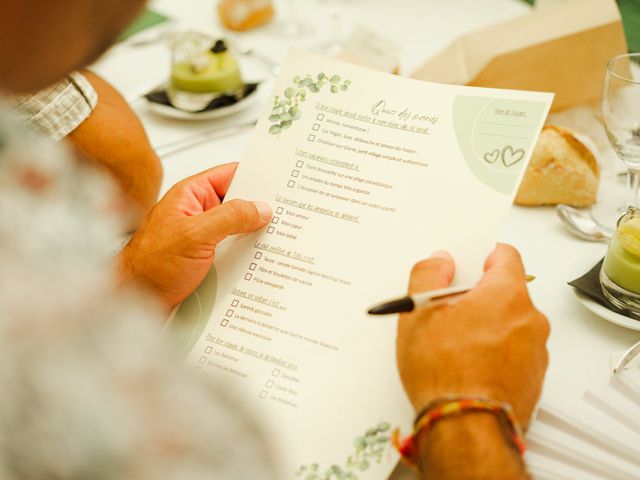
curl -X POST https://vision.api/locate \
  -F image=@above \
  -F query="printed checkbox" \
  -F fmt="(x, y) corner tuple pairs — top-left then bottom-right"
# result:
(245, 273), (253, 281)
(272, 217), (280, 224)
(231, 299), (239, 307)
(226, 309), (234, 317)
(267, 226), (275, 234)
(291, 170), (299, 178)
(312, 123), (320, 131)
(205, 346), (213, 354)
(199, 356), (207, 365)
(255, 251), (263, 259)
(295, 160), (304, 168)
(316, 113), (325, 121)
(249, 263), (257, 271)
(307, 134), (316, 142)
(265, 380), (274, 388)
(221, 319), (229, 327)
(287, 180), (296, 188)
(259, 391), (268, 399)
(276, 207), (284, 215)
(272, 368), (281, 377)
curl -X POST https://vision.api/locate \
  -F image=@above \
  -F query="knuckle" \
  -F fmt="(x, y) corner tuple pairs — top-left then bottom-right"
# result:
(499, 243), (521, 261)
(226, 199), (253, 225)
(411, 258), (446, 277)
(535, 311), (551, 339)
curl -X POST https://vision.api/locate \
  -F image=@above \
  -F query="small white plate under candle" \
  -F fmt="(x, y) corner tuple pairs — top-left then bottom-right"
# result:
(145, 84), (260, 121)
(569, 247), (640, 332)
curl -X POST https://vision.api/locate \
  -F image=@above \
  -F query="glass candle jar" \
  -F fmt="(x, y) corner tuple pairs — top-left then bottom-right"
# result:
(601, 206), (640, 316)
(168, 32), (243, 112)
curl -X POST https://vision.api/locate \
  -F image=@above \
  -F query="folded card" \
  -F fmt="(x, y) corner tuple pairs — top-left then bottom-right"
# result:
(412, 0), (628, 112)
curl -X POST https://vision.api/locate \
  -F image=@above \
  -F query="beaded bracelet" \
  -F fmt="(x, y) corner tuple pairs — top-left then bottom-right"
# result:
(392, 396), (526, 471)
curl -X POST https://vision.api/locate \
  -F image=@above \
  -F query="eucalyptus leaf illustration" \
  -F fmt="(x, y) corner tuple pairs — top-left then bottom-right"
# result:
(295, 422), (391, 479)
(268, 72), (351, 135)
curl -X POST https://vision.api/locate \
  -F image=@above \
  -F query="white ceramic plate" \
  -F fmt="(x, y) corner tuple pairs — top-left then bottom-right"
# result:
(145, 84), (259, 121)
(569, 247), (640, 332)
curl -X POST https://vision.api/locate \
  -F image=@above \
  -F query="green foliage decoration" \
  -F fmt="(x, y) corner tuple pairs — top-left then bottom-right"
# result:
(268, 73), (351, 135)
(294, 422), (391, 480)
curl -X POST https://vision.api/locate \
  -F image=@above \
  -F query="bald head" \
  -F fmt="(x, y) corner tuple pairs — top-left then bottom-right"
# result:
(0, 0), (146, 93)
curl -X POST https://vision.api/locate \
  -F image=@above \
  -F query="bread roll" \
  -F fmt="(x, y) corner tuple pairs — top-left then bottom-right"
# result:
(515, 125), (599, 207)
(218, 0), (274, 32)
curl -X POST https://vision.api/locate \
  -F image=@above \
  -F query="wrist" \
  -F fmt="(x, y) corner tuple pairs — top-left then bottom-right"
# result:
(418, 413), (528, 480)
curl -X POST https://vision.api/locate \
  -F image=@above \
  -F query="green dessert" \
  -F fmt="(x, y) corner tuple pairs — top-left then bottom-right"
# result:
(603, 217), (640, 294)
(170, 39), (243, 94)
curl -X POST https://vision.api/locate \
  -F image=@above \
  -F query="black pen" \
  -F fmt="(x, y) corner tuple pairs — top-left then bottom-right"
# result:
(368, 275), (535, 315)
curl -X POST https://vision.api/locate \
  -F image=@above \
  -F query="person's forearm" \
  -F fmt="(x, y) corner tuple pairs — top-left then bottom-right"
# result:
(68, 70), (162, 223)
(417, 413), (529, 480)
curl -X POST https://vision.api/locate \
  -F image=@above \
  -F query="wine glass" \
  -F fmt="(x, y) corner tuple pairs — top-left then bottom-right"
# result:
(594, 53), (640, 233)
(271, 0), (313, 37)
(313, 0), (353, 55)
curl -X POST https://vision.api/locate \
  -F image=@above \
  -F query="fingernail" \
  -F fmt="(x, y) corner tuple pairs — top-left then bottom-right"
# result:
(430, 250), (451, 260)
(254, 201), (272, 222)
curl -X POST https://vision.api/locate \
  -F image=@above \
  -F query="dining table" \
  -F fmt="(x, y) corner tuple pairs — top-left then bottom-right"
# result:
(92, 0), (640, 477)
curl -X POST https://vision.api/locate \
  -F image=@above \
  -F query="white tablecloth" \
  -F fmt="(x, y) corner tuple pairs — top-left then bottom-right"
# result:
(92, 0), (640, 476)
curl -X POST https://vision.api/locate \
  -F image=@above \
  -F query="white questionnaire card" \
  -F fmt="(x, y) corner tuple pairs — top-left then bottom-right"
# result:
(177, 49), (553, 478)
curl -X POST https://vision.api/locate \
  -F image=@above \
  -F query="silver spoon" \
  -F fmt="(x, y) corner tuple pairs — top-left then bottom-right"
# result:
(556, 204), (611, 242)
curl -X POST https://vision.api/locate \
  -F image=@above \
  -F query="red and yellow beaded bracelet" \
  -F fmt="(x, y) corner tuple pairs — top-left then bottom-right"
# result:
(392, 396), (526, 470)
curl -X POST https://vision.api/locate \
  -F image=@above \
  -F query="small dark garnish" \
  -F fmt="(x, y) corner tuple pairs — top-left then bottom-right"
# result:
(211, 40), (228, 54)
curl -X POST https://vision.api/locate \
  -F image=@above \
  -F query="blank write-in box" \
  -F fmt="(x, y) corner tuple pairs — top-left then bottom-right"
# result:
(245, 273), (253, 281)
(231, 299), (239, 307)
(287, 180), (296, 188)
(199, 356), (207, 364)
(259, 391), (268, 399)
(316, 113), (325, 121)
(205, 346), (213, 354)
(255, 251), (263, 259)
(276, 207), (284, 215)
(265, 380), (274, 388)
(312, 123), (320, 131)
(295, 160), (304, 168)
(291, 170), (299, 178)
(249, 263), (257, 271)
(307, 134), (316, 142)
(225, 309), (234, 317)
(220, 319), (229, 327)
(272, 217), (279, 224)
(272, 368), (281, 377)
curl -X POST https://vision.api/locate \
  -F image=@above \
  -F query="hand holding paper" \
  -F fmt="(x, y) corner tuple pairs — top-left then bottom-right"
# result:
(119, 163), (272, 309)
(397, 245), (550, 429)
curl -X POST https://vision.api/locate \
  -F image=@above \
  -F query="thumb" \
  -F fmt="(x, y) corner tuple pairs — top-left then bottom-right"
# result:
(408, 251), (456, 295)
(196, 199), (272, 244)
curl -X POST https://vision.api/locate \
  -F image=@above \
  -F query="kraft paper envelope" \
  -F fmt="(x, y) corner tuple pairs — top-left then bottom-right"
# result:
(412, 0), (628, 112)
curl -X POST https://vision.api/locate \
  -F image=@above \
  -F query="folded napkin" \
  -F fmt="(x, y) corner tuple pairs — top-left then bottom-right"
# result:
(118, 9), (170, 41)
(145, 83), (258, 114)
(568, 259), (637, 317)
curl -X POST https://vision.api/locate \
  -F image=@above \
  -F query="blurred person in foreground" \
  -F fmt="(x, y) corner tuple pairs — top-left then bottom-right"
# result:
(0, 1), (549, 479)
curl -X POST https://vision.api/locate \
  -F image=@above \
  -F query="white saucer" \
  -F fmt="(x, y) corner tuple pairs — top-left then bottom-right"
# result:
(569, 247), (640, 332)
(145, 84), (259, 121)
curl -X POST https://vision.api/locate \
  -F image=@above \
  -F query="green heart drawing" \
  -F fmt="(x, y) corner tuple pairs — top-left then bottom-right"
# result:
(483, 149), (500, 164)
(501, 145), (525, 167)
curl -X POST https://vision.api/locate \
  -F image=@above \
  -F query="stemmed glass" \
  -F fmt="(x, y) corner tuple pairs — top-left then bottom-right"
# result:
(313, 0), (353, 55)
(273, 0), (313, 37)
(594, 53), (640, 233)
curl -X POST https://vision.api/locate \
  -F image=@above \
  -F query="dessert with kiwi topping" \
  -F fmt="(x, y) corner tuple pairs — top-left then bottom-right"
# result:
(169, 38), (244, 111)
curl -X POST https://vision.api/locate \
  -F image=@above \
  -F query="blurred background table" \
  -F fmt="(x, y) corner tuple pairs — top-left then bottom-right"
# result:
(93, 0), (640, 477)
